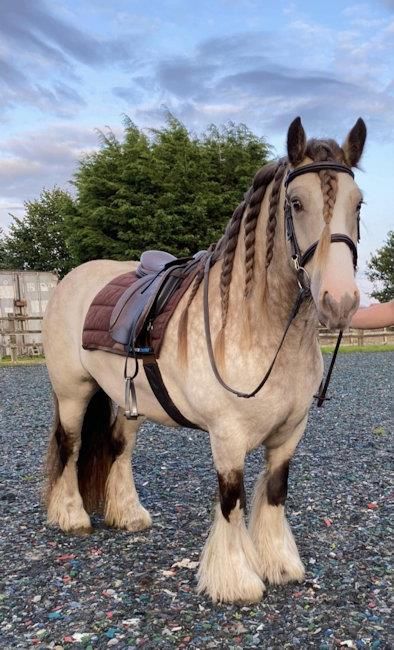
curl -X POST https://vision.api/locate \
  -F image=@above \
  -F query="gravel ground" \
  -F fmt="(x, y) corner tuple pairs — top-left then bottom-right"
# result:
(0, 353), (392, 649)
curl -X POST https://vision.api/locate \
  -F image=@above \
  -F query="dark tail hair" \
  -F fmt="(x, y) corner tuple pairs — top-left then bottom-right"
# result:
(44, 389), (115, 513)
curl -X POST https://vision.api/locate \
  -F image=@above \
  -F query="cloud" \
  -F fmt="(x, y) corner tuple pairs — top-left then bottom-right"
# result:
(0, 123), (102, 229)
(380, 0), (394, 9)
(0, 0), (136, 117)
(1, 0), (132, 66)
(157, 59), (218, 98)
(114, 18), (394, 142)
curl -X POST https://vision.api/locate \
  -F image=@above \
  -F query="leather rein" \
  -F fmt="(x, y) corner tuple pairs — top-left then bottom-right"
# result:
(203, 161), (358, 406)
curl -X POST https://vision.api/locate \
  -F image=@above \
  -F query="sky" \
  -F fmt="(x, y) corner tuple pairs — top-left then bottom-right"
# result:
(1, 0), (393, 302)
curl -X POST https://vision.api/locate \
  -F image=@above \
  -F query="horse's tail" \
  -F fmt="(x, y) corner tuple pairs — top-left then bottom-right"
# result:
(77, 389), (115, 513)
(44, 389), (115, 513)
(44, 393), (64, 506)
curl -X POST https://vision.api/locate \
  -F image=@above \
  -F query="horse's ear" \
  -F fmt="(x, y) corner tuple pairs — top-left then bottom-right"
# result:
(342, 118), (367, 167)
(287, 117), (307, 166)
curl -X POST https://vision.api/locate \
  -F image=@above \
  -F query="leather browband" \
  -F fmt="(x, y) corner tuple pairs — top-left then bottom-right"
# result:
(285, 161), (354, 187)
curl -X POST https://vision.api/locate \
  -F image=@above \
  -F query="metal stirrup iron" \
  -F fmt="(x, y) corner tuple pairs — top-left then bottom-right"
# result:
(125, 376), (138, 419)
(123, 326), (140, 420)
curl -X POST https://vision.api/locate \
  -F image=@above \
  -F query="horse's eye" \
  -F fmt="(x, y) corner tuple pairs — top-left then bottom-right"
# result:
(291, 199), (303, 213)
(356, 201), (363, 213)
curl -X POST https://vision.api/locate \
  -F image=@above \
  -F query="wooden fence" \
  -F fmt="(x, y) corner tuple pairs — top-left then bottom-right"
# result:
(0, 315), (44, 361)
(319, 327), (394, 346)
(1, 315), (393, 361)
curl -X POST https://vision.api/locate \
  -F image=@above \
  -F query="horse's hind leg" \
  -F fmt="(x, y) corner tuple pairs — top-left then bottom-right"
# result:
(197, 429), (265, 603)
(46, 390), (95, 534)
(104, 410), (151, 531)
(249, 418), (307, 584)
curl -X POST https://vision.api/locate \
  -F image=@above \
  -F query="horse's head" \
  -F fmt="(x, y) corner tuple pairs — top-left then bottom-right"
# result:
(285, 117), (367, 329)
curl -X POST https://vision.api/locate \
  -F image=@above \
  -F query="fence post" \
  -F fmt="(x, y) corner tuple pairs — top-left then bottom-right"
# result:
(357, 329), (364, 347)
(9, 315), (17, 362)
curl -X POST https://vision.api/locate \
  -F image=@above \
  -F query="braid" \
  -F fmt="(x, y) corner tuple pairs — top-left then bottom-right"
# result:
(306, 141), (339, 223)
(265, 162), (287, 271)
(177, 245), (215, 365)
(218, 200), (246, 329)
(319, 169), (337, 223)
(305, 141), (340, 272)
(177, 157), (286, 365)
(243, 184), (265, 298)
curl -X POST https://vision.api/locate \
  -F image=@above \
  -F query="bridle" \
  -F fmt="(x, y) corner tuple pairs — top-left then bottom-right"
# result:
(203, 160), (359, 406)
(284, 161), (359, 287)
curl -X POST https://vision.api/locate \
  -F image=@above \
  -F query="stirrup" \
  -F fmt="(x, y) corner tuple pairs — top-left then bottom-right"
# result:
(124, 376), (138, 419)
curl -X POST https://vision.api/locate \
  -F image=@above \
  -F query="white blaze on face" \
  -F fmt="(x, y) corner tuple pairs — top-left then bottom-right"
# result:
(310, 174), (361, 329)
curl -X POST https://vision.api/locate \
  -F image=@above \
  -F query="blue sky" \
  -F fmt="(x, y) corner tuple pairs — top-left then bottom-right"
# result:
(1, 0), (393, 301)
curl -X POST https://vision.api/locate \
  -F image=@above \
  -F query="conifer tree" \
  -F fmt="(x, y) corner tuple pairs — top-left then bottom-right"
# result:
(0, 188), (74, 276)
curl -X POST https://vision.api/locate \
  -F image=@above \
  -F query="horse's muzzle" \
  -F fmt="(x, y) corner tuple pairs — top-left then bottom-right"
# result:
(318, 290), (360, 330)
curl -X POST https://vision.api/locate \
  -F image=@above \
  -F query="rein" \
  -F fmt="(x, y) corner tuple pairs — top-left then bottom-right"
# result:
(203, 161), (358, 406)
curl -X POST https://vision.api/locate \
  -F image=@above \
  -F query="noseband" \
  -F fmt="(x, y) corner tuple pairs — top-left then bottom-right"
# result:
(203, 160), (360, 405)
(284, 161), (359, 283)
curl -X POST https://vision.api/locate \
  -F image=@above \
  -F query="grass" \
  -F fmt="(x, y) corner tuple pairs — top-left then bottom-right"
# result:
(321, 344), (394, 354)
(1, 345), (393, 367)
(0, 355), (46, 366)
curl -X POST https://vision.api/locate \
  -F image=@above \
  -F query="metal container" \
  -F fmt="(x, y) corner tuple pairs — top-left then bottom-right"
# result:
(0, 270), (58, 358)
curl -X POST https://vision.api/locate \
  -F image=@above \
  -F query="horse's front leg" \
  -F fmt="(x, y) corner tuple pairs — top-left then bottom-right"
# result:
(197, 430), (265, 603)
(249, 418), (307, 584)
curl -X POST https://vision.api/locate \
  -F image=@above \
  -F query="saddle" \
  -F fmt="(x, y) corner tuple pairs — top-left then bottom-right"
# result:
(109, 250), (204, 354)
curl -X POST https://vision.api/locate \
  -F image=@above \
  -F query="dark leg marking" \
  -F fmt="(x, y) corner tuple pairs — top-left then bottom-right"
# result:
(55, 422), (73, 469)
(217, 470), (246, 521)
(110, 426), (126, 462)
(266, 461), (290, 506)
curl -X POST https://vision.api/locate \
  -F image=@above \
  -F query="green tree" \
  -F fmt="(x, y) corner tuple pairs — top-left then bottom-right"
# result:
(66, 119), (156, 262)
(201, 122), (271, 243)
(0, 228), (6, 261)
(68, 113), (271, 262)
(367, 231), (394, 302)
(147, 114), (210, 255)
(0, 188), (74, 277)
(0, 114), (272, 273)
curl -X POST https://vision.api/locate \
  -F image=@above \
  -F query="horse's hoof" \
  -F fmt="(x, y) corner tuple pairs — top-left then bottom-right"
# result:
(66, 525), (94, 536)
(105, 505), (152, 532)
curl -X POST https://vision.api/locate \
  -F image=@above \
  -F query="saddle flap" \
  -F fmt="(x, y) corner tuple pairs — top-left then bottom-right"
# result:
(109, 275), (153, 345)
(109, 271), (174, 346)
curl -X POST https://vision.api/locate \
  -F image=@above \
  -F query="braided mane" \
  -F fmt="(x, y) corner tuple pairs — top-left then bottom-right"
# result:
(177, 138), (346, 363)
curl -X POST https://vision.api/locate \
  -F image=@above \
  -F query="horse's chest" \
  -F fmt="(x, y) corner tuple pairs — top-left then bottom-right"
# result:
(232, 348), (323, 445)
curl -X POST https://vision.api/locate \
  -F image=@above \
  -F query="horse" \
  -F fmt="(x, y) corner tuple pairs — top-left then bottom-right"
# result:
(42, 116), (367, 603)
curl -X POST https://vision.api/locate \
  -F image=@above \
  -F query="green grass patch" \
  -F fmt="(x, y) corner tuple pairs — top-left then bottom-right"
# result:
(372, 426), (388, 436)
(1, 345), (393, 366)
(321, 344), (394, 354)
(0, 355), (46, 366)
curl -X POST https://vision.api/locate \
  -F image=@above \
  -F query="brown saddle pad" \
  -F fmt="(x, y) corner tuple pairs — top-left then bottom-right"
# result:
(82, 271), (137, 356)
(82, 259), (201, 358)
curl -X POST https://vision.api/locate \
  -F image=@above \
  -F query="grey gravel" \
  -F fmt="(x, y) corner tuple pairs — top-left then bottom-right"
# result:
(0, 352), (392, 649)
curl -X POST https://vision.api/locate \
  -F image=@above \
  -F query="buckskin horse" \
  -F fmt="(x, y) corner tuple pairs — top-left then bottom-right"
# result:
(43, 117), (366, 603)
